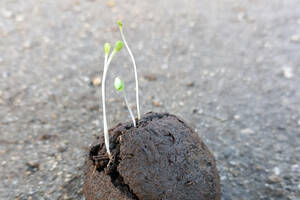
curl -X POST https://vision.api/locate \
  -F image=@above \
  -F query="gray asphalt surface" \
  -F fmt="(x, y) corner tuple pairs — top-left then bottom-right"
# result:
(1, 0), (300, 199)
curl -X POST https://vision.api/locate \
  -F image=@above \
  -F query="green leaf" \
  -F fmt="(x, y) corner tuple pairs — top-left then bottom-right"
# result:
(117, 20), (123, 29)
(104, 43), (111, 55)
(114, 77), (124, 91)
(114, 41), (124, 52)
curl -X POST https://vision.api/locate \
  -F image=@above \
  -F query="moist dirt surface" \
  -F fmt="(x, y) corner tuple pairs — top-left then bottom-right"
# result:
(1, 0), (300, 200)
(84, 112), (220, 200)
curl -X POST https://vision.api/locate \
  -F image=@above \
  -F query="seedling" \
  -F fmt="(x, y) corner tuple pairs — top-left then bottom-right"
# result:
(100, 22), (142, 157)
(101, 41), (124, 157)
(118, 20), (141, 121)
(114, 77), (136, 127)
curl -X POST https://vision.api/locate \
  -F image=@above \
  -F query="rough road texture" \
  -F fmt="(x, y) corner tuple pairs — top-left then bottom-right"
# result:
(84, 112), (220, 200)
(1, 0), (300, 200)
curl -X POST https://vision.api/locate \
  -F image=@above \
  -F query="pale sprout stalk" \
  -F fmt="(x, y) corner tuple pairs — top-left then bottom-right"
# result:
(99, 52), (108, 153)
(123, 91), (136, 127)
(101, 42), (123, 157)
(118, 21), (141, 120)
(114, 77), (136, 127)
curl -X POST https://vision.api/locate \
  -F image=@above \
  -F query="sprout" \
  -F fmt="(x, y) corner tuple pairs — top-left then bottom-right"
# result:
(117, 20), (141, 121)
(114, 77), (136, 127)
(114, 77), (124, 91)
(101, 41), (124, 157)
(117, 20), (123, 28)
(104, 43), (111, 55)
(114, 41), (124, 52)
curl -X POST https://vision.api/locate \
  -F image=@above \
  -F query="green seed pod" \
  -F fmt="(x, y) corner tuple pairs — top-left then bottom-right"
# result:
(117, 20), (123, 29)
(114, 41), (124, 52)
(114, 77), (124, 91)
(104, 43), (111, 55)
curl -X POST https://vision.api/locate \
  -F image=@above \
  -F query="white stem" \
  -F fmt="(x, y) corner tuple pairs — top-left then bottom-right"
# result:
(122, 90), (136, 127)
(97, 54), (107, 142)
(98, 54), (107, 113)
(101, 51), (116, 156)
(120, 28), (141, 120)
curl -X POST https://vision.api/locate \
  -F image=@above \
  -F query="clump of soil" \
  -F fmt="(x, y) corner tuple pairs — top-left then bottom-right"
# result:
(83, 112), (221, 200)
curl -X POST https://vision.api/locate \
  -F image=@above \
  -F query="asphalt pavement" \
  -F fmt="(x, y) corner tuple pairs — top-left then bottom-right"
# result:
(0, 0), (300, 199)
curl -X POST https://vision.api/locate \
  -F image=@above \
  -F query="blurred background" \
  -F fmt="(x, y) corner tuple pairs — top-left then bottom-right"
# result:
(0, 0), (300, 199)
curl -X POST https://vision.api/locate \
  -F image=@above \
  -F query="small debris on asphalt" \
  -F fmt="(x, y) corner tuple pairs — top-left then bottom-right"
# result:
(186, 81), (195, 87)
(281, 66), (294, 79)
(51, 114), (58, 119)
(290, 34), (300, 42)
(26, 161), (40, 172)
(15, 15), (24, 22)
(267, 175), (281, 184)
(153, 100), (160, 107)
(241, 128), (254, 134)
(237, 12), (245, 21)
(56, 144), (68, 153)
(89, 104), (100, 111)
(39, 134), (56, 140)
(92, 77), (101, 86)
(144, 74), (157, 81)
(23, 41), (32, 49)
(234, 115), (240, 120)
(2, 9), (13, 18)
(107, 0), (115, 7)
(273, 167), (281, 175)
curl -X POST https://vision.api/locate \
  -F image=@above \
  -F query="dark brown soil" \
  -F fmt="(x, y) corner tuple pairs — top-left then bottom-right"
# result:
(83, 112), (221, 200)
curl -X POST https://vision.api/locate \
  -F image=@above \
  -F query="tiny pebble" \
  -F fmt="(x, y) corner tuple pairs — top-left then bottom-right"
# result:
(56, 145), (67, 153)
(273, 167), (281, 175)
(290, 34), (300, 42)
(52, 114), (58, 119)
(15, 15), (24, 22)
(144, 74), (157, 81)
(92, 77), (101, 87)
(241, 128), (254, 134)
(267, 175), (281, 184)
(237, 12), (245, 21)
(39, 134), (54, 140)
(281, 66), (294, 79)
(2, 10), (13, 18)
(23, 41), (32, 49)
(229, 161), (237, 166)
(234, 115), (240, 120)
(186, 81), (195, 87)
(26, 161), (39, 168)
(153, 100), (160, 107)
(161, 64), (168, 69)
(107, 0), (115, 7)
(291, 164), (299, 171)
(26, 161), (40, 172)
(43, 36), (51, 44)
